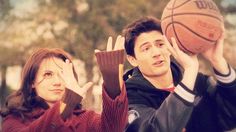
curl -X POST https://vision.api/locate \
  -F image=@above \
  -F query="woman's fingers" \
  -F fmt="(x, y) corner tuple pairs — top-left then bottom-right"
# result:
(94, 49), (100, 53)
(79, 82), (93, 98)
(59, 59), (75, 86)
(61, 59), (72, 78)
(81, 82), (93, 93)
(114, 36), (125, 50)
(106, 36), (113, 51)
(60, 59), (93, 98)
(105, 35), (125, 52)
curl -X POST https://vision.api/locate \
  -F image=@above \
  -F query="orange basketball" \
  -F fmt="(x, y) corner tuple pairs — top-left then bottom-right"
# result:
(161, 0), (223, 54)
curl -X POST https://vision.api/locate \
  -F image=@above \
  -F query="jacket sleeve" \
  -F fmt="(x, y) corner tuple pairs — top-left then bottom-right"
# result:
(88, 84), (128, 132)
(211, 65), (236, 130)
(2, 102), (65, 132)
(126, 84), (195, 132)
(91, 49), (128, 132)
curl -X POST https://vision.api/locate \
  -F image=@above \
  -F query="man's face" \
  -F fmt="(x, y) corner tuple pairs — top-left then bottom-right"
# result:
(129, 31), (171, 77)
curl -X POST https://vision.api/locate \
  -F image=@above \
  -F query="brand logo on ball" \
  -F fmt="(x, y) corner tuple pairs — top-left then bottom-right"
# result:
(194, 0), (218, 11)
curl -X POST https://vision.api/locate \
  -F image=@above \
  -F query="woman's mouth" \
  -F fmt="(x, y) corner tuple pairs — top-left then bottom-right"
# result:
(50, 89), (64, 94)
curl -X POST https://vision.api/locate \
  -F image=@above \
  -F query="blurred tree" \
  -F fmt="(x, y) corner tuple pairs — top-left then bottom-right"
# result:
(0, 0), (13, 108)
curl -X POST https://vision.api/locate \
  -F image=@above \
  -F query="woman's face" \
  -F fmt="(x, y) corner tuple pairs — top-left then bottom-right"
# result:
(33, 57), (66, 107)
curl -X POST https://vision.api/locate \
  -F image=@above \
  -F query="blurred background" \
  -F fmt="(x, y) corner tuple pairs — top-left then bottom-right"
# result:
(0, 0), (236, 130)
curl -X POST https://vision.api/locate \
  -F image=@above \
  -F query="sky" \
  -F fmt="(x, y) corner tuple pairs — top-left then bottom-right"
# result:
(222, 0), (236, 7)
(9, 0), (39, 18)
(9, 0), (236, 16)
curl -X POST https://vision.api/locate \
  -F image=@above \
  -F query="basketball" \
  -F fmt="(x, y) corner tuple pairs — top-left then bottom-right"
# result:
(161, 0), (223, 54)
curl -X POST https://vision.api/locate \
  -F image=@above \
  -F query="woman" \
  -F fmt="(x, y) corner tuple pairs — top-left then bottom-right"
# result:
(1, 47), (128, 132)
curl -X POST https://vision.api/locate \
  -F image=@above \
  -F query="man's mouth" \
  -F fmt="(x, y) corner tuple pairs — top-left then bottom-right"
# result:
(153, 60), (164, 66)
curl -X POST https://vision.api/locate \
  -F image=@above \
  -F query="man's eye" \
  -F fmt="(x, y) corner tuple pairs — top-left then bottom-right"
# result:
(155, 41), (165, 48)
(141, 46), (150, 52)
(159, 43), (164, 47)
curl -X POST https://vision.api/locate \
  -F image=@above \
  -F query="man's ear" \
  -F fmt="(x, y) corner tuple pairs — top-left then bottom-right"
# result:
(127, 55), (138, 67)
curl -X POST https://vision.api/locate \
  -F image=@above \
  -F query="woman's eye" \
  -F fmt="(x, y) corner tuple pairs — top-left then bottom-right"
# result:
(43, 72), (53, 78)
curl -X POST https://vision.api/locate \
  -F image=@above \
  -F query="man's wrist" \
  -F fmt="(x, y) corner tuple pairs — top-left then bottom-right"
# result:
(182, 71), (198, 91)
(214, 64), (236, 84)
(211, 57), (229, 75)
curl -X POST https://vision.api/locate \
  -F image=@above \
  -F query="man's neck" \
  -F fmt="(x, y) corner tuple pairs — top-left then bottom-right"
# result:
(143, 69), (173, 89)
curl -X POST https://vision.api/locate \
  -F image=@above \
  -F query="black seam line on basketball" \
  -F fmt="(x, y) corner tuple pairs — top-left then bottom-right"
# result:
(164, 22), (189, 52)
(166, 0), (191, 10)
(171, 0), (194, 54)
(171, 21), (217, 42)
(171, 0), (176, 43)
(166, 23), (194, 54)
(161, 13), (222, 22)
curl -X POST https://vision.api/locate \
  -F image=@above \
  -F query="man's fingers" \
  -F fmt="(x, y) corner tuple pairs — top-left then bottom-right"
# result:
(164, 35), (177, 58)
(106, 36), (113, 51)
(171, 37), (181, 53)
(216, 34), (224, 52)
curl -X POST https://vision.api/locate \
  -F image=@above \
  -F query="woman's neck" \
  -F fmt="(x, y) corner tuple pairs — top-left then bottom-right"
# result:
(46, 101), (56, 108)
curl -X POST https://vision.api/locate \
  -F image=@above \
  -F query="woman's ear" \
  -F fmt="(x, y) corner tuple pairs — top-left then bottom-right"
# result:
(32, 83), (35, 89)
(127, 55), (138, 67)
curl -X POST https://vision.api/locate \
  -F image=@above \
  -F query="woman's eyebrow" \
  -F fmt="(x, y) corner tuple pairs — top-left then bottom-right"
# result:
(43, 70), (53, 73)
(52, 58), (63, 70)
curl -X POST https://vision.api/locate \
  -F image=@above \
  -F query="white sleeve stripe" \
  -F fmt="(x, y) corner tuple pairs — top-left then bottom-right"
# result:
(214, 67), (236, 83)
(174, 85), (195, 103)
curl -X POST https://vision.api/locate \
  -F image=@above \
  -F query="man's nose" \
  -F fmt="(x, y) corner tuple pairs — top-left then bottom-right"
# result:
(151, 46), (161, 58)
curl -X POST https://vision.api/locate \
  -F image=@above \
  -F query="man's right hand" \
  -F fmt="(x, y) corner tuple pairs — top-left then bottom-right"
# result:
(164, 36), (199, 90)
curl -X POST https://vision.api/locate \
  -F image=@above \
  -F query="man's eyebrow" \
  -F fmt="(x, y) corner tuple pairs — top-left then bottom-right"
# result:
(139, 42), (149, 48)
(139, 39), (164, 48)
(155, 39), (164, 42)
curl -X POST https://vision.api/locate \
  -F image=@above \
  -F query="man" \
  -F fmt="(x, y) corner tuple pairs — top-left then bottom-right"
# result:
(123, 16), (236, 132)
(99, 32), (199, 131)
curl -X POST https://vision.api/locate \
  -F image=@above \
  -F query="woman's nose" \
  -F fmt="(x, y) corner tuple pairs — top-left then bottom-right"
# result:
(52, 73), (63, 86)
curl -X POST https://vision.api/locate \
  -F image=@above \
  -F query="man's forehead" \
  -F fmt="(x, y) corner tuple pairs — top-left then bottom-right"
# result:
(136, 32), (164, 45)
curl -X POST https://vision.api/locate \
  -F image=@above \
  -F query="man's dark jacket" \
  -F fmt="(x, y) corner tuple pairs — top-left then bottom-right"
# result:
(125, 62), (236, 132)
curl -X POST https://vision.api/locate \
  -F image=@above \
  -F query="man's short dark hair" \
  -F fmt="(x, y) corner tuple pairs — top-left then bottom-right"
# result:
(122, 16), (163, 57)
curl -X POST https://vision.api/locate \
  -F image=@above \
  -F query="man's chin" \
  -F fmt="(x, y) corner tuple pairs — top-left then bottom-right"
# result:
(152, 69), (169, 77)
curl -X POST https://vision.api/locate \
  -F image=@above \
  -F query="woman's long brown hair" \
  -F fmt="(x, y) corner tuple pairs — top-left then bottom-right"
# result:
(0, 48), (79, 119)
